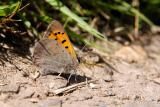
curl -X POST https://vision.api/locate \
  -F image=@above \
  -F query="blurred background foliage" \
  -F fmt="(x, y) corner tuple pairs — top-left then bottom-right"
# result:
(0, 0), (160, 54)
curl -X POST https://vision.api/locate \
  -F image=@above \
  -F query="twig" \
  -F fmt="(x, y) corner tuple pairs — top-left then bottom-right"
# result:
(0, 3), (29, 25)
(52, 80), (98, 95)
(18, 3), (30, 12)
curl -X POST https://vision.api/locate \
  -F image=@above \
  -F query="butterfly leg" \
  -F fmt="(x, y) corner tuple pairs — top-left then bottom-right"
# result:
(73, 69), (77, 82)
(58, 72), (62, 76)
(67, 73), (77, 83)
(67, 73), (72, 82)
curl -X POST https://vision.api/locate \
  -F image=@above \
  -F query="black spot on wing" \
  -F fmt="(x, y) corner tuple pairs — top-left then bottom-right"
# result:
(62, 40), (66, 44)
(65, 46), (69, 49)
(48, 32), (51, 36)
(54, 33), (57, 35)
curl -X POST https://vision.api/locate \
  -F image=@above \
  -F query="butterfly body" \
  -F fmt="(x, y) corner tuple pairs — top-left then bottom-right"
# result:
(33, 20), (78, 75)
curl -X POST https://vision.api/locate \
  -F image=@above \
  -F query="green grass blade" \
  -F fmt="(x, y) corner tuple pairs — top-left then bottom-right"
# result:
(45, 0), (108, 41)
(115, 0), (154, 26)
(97, 0), (154, 27)
(0, 1), (21, 17)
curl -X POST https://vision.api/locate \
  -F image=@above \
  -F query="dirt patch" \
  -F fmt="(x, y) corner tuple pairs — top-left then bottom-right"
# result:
(0, 36), (160, 107)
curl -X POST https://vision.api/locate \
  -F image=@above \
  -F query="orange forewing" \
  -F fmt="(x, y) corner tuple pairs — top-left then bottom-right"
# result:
(44, 20), (77, 61)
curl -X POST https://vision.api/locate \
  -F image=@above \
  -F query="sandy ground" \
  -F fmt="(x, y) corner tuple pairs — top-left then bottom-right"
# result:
(0, 35), (160, 107)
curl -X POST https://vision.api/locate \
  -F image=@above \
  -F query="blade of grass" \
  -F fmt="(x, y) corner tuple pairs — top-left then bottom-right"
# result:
(115, 0), (154, 26)
(0, 1), (21, 17)
(96, 0), (154, 27)
(45, 0), (108, 41)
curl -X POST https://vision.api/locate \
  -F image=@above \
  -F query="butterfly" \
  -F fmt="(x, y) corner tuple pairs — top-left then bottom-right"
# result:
(33, 20), (79, 75)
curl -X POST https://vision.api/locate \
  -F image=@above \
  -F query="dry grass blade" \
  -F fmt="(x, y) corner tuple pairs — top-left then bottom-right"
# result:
(52, 80), (98, 95)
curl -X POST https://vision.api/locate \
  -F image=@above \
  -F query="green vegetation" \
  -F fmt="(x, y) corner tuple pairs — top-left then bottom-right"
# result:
(0, 0), (160, 53)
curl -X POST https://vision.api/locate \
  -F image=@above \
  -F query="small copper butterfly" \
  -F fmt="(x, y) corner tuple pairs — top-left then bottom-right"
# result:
(33, 20), (78, 75)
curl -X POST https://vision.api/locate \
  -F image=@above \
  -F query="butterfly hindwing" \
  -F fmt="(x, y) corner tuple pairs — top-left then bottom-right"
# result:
(33, 39), (74, 75)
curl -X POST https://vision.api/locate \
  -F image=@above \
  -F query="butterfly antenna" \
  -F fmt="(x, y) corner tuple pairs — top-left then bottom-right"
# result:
(79, 33), (94, 52)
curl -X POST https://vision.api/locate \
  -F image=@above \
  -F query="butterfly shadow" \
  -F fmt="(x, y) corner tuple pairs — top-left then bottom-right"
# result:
(59, 73), (91, 85)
